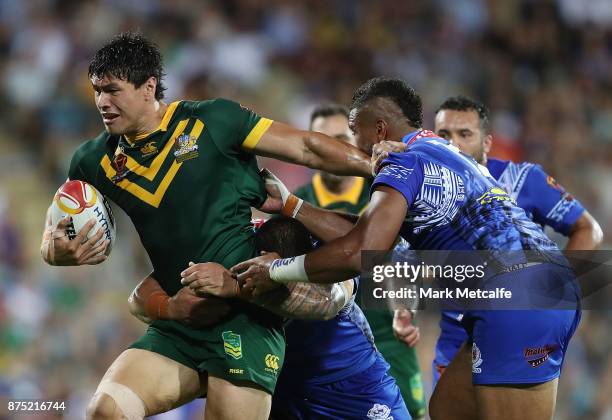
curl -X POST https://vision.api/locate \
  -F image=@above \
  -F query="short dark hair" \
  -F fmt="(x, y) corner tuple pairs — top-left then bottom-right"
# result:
(255, 217), (314, 258)
(351, 77), (423, 128)
(309, 103), (349, 129)
(88, 32), (166, 100)
(436, 96), (490, 133)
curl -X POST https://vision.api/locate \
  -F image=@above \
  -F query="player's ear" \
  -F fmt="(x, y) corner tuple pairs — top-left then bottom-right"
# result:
(144, 76), (157, 100)
(483, 134), (493, 154)
(375, 119), (388, 141)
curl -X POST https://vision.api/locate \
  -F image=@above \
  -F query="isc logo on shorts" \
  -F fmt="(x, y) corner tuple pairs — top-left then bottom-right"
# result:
(264, 354), (280, 374)
(472, 342), (483, 374)
(367, 403), (393, 420)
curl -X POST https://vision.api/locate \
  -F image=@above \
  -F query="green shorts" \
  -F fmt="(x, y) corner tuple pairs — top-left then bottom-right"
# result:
(129, 305), (285, 395)
(364, 309), (426, 419)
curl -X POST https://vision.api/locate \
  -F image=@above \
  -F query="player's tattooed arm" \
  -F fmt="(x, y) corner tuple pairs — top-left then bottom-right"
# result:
(253, 280), (354, 320)
(253, 121), (372, 178)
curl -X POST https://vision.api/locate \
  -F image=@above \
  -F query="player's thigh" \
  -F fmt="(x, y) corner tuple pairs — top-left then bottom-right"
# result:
(90, 348), (205, 417)
(474, 378), (558, 420)
(429, 342), (477, 420)
(204, 374), (271, 420)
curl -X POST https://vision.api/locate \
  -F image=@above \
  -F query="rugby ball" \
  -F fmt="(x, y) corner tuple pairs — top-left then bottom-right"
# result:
(50, 180), (116, 255)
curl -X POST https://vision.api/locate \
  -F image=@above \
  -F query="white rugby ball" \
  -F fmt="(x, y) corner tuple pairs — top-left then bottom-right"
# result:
(50, 180), (116, 256)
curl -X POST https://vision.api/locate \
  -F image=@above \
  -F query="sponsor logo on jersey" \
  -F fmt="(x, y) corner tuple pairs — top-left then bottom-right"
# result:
(228, 368), (244, 375)
(546, 175), (566, 193)
(367, 403), (393, 420)
(140, 141), (158, 156)
(477, 187), (517, 205)
(222, 331), (242, 360)
(173, 132), (199, 162)
(264, 354), (280, 374)
(472, 342), (483, 373)
(524, 344), (557, 367)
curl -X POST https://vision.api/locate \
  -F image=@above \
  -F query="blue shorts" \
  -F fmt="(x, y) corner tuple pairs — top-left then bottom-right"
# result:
(271, 355), (411, 420)
(435, 263), (581, 386)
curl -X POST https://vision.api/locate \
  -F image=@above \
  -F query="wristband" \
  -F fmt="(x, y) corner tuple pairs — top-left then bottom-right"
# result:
(269, 255), (308, 283)
(145, 291), (170, 319)
(281, 194), (304, 218)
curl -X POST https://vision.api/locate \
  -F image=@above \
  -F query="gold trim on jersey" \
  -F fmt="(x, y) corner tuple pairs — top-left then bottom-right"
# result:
(118, 119), (189, 181)
(312, 173), (365, 208)
(241, 118), (273, 150)
(124, 101), (182, 145)
(100, 118), (205, 208)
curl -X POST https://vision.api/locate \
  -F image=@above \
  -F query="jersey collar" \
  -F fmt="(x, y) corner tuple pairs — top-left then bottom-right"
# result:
(401, 129), (438, 146)
(122, 101), (182, 146)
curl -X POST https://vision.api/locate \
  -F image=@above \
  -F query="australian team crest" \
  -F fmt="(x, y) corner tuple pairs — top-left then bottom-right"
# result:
(173, 132), (199, 162)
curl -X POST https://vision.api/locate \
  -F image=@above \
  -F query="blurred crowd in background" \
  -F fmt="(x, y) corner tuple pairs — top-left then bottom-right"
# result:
(0, 0), (610, 418)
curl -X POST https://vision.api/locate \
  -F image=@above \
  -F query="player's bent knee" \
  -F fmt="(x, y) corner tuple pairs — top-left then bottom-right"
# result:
(87, 382), (147, 420)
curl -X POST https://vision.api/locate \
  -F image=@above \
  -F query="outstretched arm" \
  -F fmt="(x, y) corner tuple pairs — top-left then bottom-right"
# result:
(233, 186), (408, 293)
(252, 122), (372, 177)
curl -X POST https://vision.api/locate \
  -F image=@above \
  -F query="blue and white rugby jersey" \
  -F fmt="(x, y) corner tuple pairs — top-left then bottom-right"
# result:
(487, 158), (585, 235)
(373, 129), (559, 258)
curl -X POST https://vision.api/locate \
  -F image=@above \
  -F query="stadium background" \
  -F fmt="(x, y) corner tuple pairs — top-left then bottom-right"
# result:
(0, 0), (610, 419)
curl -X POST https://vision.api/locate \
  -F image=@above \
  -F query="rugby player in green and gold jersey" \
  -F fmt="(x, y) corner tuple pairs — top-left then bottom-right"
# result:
(40, 33), (371, 420)
(294, 104), (426, 419)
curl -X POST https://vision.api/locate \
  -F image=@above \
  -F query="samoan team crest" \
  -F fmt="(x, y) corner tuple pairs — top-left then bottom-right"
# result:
(173, 132), (199, 162)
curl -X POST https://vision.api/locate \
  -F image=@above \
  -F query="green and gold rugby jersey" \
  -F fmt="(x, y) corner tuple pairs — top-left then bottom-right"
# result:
(68, 99), (272, 295)
(293, 173), (370, 215)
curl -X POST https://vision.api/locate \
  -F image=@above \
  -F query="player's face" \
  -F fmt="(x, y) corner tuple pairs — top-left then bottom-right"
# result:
(91, 74), (151, 136)
(348, 108), (378, 154)
(311, 114), (355, 147)
(312, 114), (354, 183)
(435, 109), (492, 164)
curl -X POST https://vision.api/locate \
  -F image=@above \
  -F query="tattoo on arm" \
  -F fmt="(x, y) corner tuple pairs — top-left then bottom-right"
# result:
(254, 282), (345, 320)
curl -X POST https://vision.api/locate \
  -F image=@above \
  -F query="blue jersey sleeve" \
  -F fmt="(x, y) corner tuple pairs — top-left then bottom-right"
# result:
(518, 164), (585, 235)
(372, 152), (423, 206)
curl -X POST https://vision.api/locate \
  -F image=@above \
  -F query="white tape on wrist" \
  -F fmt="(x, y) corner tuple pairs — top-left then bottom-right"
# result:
(331, 283), (351, 308)
(269, 255), (308, 283)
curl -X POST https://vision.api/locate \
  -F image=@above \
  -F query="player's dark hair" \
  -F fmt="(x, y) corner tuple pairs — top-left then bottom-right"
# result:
(436, 96), (490, 133)
(309, 103), (349, 129)
(88, 32), (166, 100)
(255, 217), (314, 258)
(351, 77), (423, 128)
